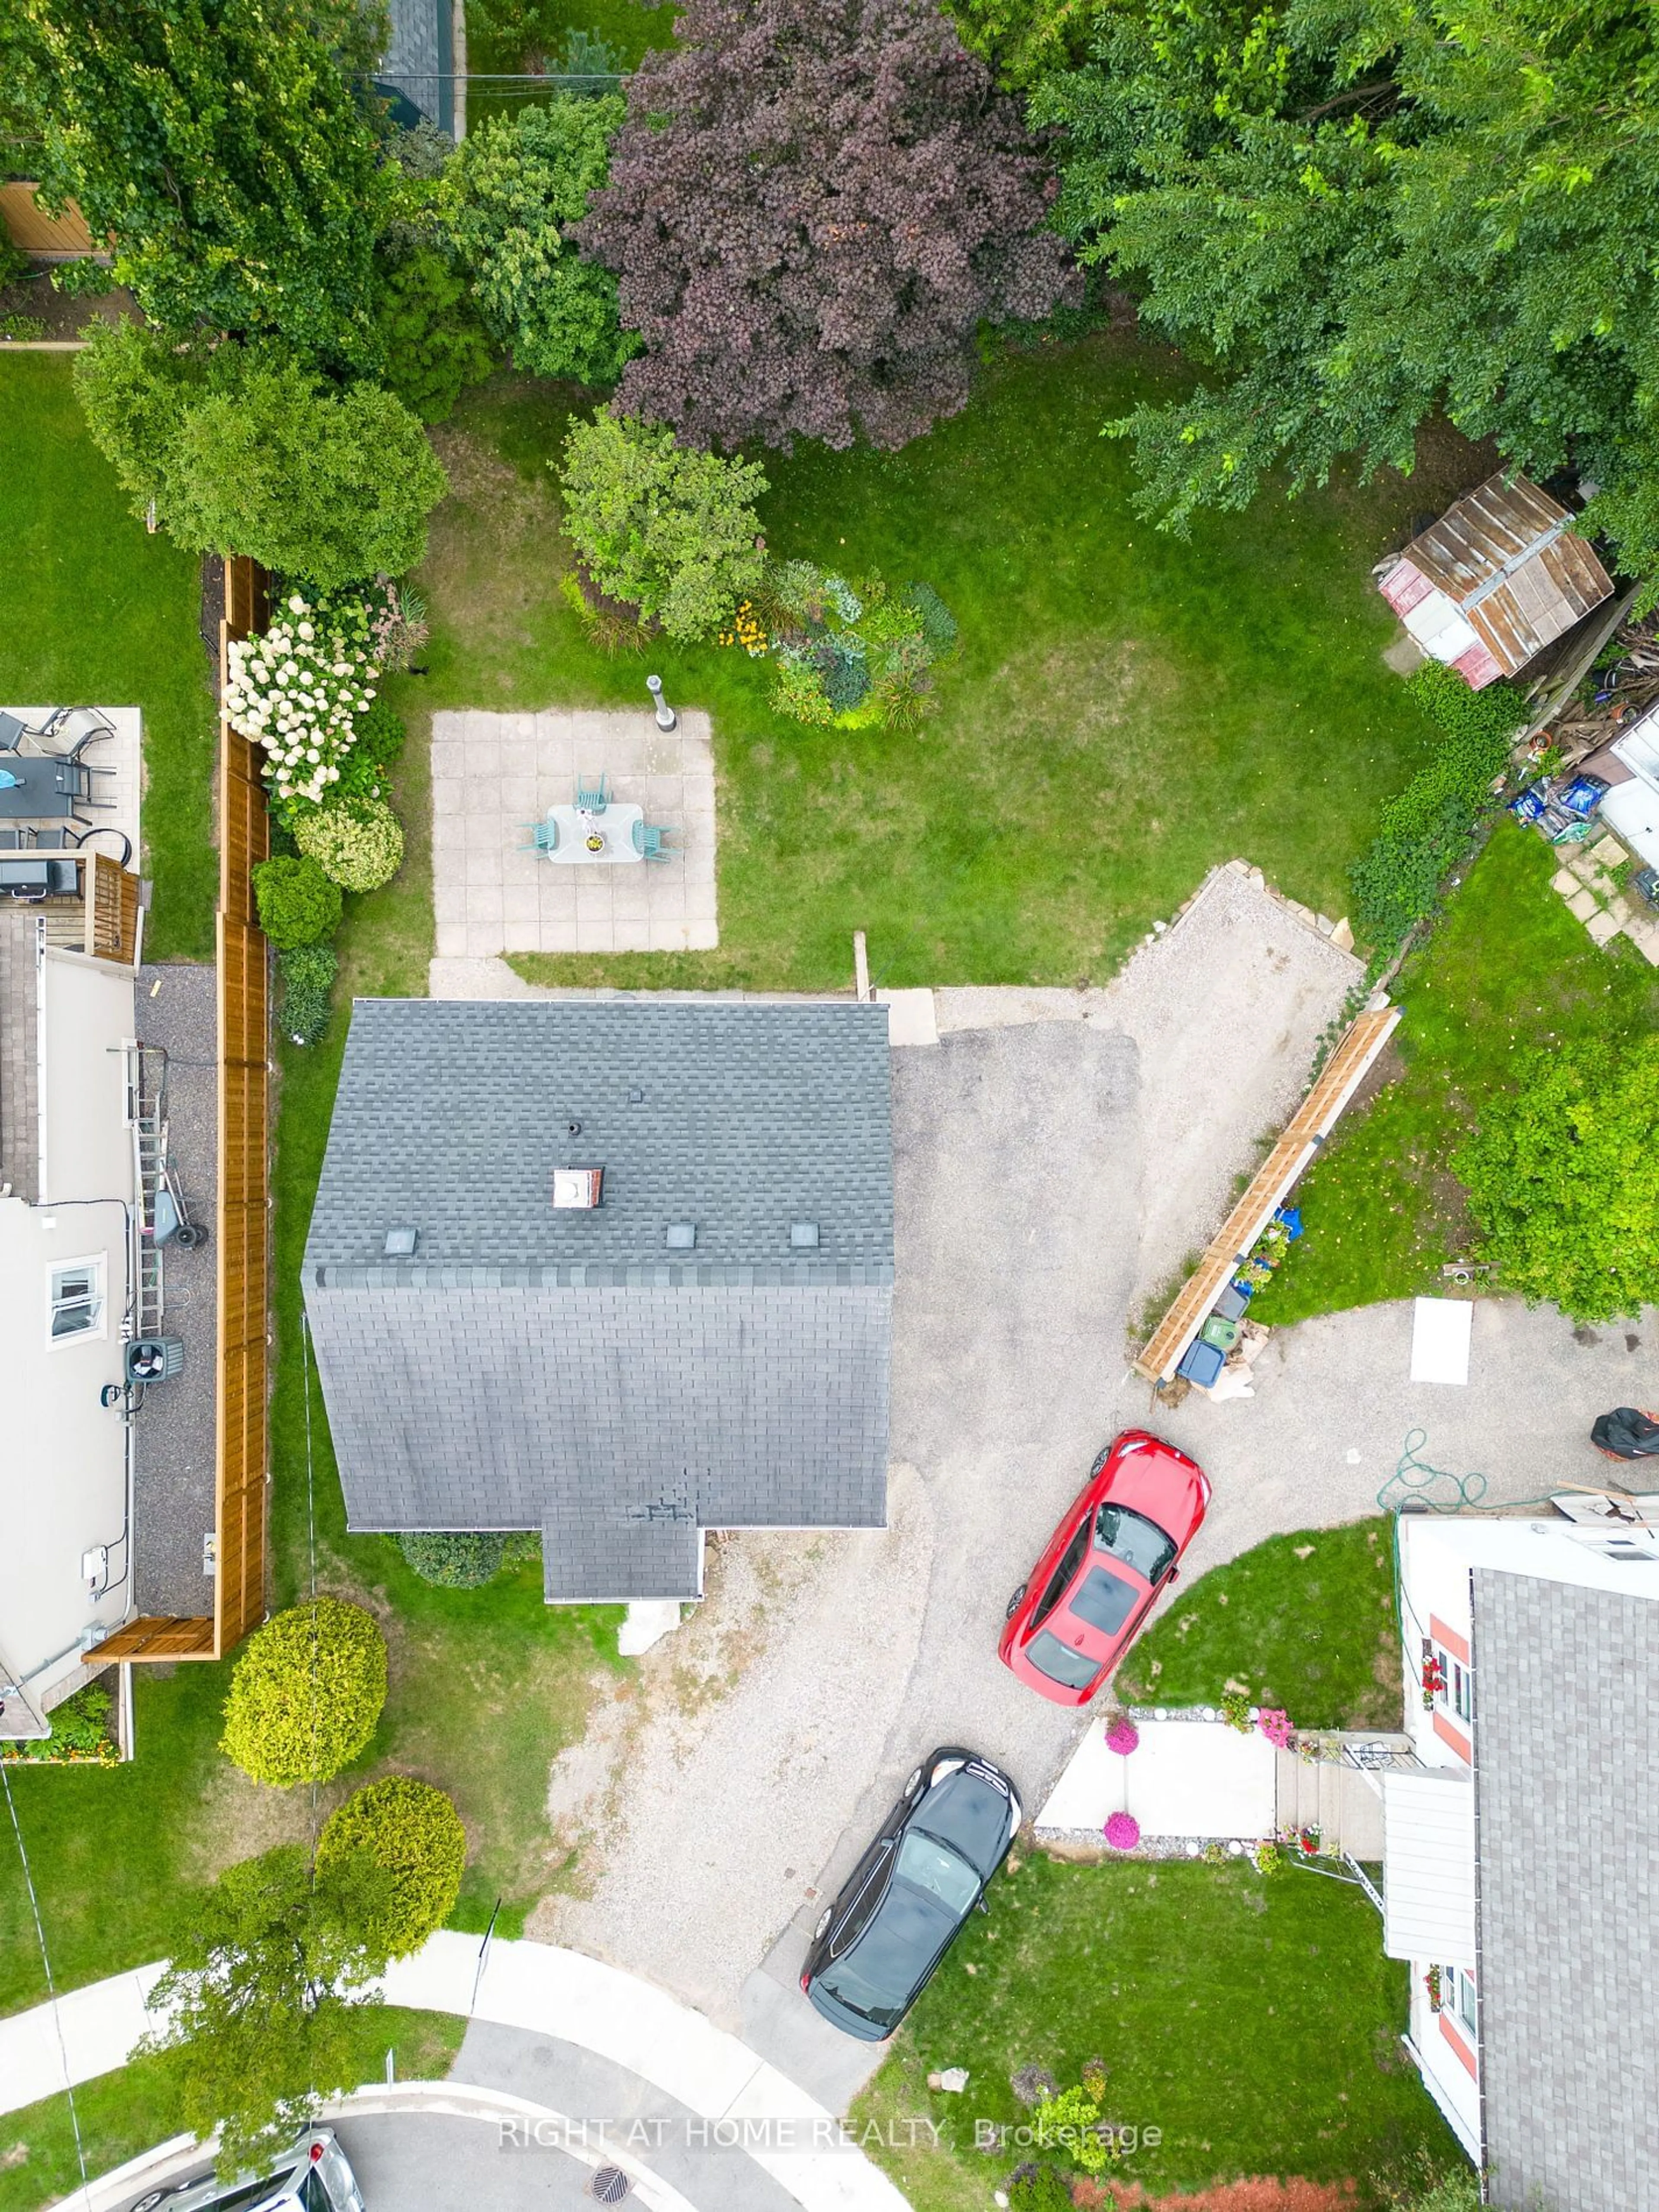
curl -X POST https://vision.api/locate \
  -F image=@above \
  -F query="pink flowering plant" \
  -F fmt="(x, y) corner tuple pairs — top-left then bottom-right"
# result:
(223, 592), (378, 815)
(1256, 1707), (1294, 1749)
(1104, 1811), (1141, 1851)
(1104, 1716), (1140, 1756)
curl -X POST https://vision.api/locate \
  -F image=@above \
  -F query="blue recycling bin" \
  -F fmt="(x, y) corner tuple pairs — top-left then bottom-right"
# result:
(1177, 1338), (1226, 1389)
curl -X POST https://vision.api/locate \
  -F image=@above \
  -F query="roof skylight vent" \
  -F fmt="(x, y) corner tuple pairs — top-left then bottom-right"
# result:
(383, 1226), (419, 1257)
(789, 1221), (820, 1249)
(666, 1222), (697, 1250)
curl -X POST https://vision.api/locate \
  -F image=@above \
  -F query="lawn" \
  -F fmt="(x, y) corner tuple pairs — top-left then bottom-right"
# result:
(0, 356), (219, 960)
(852, 1852), (1459, 2211)
(0, 2007), (464, 2212)
(1253, 820), (1659, 1323)
(1116, 1522), (1401, 1731)
(417, 340), (1482, 992)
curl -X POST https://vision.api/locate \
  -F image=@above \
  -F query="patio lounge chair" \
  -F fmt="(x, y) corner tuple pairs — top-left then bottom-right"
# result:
(631, 820), (676, 860)
(518, 819), (559, 853)
(575, 773), (609, 813)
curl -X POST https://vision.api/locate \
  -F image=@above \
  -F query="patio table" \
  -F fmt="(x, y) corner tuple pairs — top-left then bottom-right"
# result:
(543, 802), (645, 865)
(0, 756), (83, 820)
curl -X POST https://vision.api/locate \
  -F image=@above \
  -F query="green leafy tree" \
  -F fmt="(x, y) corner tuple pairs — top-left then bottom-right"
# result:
(1453, 1036), (1659, 1322)
(1034, 0), (1659, 600)
(373, 249), (495, 423)
(445, 97), (632, 385)
(72, 320), (211, 519)
(558, 410), (767, 641)
(315, 1778), (467, 1957)
(9, 0), (394, 364)
(139, 1845), (391, 2176)
(945, 0), (1091, 88)
(220, 1597), (388, 1783)
(168, 359), (447, 587)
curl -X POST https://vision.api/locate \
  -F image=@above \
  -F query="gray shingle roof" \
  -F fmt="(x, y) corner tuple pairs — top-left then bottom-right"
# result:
(1473, 1569), (1659, 2211)
(303, 1000), (893, 1602)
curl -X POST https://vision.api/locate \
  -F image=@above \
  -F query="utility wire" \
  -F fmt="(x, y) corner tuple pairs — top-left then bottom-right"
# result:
(1, 1767), (89, 2201)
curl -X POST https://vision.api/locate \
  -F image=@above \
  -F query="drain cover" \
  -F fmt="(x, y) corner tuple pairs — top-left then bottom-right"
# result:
(590, 2169), (631, 2205)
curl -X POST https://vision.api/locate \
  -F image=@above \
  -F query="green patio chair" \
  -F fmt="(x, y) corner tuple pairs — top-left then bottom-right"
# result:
(632, 820), (676, 860)
(518, 819), (559, 853)
(575, 772), (609, 813)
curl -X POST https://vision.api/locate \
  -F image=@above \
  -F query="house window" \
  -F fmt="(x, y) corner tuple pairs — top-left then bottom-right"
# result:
(48, 1258), (104, 1342)
(1432, 1645), (1474, 1724)
(1446, 1965), (1478, 2037)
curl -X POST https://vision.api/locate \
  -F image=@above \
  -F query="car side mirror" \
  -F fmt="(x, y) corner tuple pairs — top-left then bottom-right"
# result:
(976, 1897), (990, 1915)
(1166, 1567), (1179, 1584)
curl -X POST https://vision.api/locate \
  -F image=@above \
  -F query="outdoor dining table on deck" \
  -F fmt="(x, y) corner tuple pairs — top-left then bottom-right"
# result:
(543, 802), (645, 864)
(0, 756), (88, 820)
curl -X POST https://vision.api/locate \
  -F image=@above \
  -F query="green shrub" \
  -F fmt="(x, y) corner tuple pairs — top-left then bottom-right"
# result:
(814, 632), (871, 712)
(295, 797), (405, 892)
(446, 97), (632, 385)
(397, 1531), (508, 1587)
(315, 1777), (467, 1957)
(1009, 2162), (1084, 2210)
(278, 943), (337, 1046)
(1348, 669), (1523, 949)
(0, 236), (32, 289)
(251, 855), (343, 948)
(220, 1599), (388, 1786)
(355, 695), (409, 772)
(0, 1682), (119, 1764)
(901, 579), (959, 655)
(373, 248), (495, 424)
(1453, 1034), (1659, 1322)
(557, 410), (769, 642)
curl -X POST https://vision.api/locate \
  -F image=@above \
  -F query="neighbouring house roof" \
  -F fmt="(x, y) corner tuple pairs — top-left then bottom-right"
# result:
(1379, 471), (1614, 687)
(378, 0), (453, 134)
(302, 999), (894, 1604)
(1473, 1568), (1659, 2212)
(1381, 1767), (1475, 1961)
(0, 911), (40, 1203)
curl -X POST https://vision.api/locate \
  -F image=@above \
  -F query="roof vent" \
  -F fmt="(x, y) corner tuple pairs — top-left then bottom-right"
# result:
(552, 1167), (604, 1211)
(383, 1227), (419, 1257)
(666, 1222), (696, 1250)
(627, 1087), (645, 1104)
(789, 1221), (820, 1249)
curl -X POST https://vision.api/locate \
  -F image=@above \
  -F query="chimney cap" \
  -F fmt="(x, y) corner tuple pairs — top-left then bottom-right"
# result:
(552, 1167), (604, 1211)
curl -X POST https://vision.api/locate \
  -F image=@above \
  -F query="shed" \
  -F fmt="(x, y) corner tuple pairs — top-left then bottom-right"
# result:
(1379, 472), (1613, 690)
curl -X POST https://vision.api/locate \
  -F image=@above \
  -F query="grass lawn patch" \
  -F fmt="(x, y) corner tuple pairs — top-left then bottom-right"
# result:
(0, 356), (218, 960)
(1117, 1522), (1401, 1729)
(852, 1853), (1458, 2210)
(1253, 821), (1659, 1323)
(418, 342), (1480, 992)
(0, 2007), (463, 2212)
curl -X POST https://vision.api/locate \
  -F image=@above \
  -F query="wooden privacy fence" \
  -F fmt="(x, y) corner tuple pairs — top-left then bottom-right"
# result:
(1133, 1004), (1403, 1384)
(96, 556), (272, 1667)
(0, 181), (95, 257)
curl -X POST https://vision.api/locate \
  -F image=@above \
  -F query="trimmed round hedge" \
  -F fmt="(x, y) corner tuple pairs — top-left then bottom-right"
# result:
(251, 853), (342, 949)
(397, 1531), (507, 1588)
(315, 1776), (466, 1957)
(295, 796), (405, 893)
(220, 1597), (388, 1786)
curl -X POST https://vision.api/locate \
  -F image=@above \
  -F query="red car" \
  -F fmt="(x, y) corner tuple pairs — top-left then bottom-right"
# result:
(998, 1430), (1211, 1705)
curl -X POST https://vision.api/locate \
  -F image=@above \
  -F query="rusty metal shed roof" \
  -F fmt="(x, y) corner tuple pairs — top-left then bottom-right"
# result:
(1404, 472), (1613, 675)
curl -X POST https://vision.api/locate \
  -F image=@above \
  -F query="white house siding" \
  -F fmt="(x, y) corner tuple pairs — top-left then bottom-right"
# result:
(0, 947), (136, 1729)
(1406, 1970), (1483, 2163)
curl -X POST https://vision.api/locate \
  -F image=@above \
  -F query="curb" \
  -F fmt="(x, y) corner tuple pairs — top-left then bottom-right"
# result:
(48, 2081), (699, 2212)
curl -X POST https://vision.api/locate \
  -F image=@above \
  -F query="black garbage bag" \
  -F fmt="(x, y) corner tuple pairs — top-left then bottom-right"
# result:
(1591, 1406), (1659, 1459)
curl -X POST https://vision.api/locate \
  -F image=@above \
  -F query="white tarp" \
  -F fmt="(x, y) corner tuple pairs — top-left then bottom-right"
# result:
(1411, 1297), (1472, 1386)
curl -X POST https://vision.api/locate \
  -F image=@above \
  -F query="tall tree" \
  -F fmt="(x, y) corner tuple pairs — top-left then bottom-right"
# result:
(575, 0), (1074, 451)
(9, 0), (394, 364)
(140, 1845), (392, 2175)
(1034, 0), (1659, 598)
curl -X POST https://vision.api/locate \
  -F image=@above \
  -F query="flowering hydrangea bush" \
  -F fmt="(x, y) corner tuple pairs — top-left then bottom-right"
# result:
(223, 592), (378, 814)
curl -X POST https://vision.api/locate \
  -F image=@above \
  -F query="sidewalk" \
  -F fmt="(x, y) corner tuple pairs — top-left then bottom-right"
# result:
(0, 1934), (908, 2212)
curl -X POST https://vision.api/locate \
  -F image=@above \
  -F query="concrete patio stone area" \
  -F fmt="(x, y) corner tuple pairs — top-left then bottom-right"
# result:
(430, 707), (718, 961)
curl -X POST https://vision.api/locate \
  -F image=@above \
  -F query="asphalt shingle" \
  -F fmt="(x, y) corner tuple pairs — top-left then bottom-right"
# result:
(303, 1000), (894, 1602)
(1473, 1568), (1659, 2211)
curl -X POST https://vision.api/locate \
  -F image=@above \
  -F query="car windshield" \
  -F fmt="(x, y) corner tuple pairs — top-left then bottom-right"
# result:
(814, 1951), (914, 2030)
(1026, 1628), (1102, 1690)
(895, 1828), (980, 1915)
(1094, 1503), (1177, 1583)
(1069, 1564), (1140, 1637)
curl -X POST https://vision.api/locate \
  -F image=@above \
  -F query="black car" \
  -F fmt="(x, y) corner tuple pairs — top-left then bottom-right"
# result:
(800, 1746), (1023, 2040)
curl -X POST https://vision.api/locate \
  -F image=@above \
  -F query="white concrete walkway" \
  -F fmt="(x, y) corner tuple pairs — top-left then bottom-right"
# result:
(1035, 1715), (1277, 1845)
(0, 1934), (907, 2212)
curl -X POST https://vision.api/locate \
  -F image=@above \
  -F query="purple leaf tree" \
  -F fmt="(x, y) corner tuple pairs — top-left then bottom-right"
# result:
(574, 0), (1074, 451)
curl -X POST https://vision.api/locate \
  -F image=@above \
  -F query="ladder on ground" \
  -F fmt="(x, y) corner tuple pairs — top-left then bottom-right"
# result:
(125, 1042), (166, 1338)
